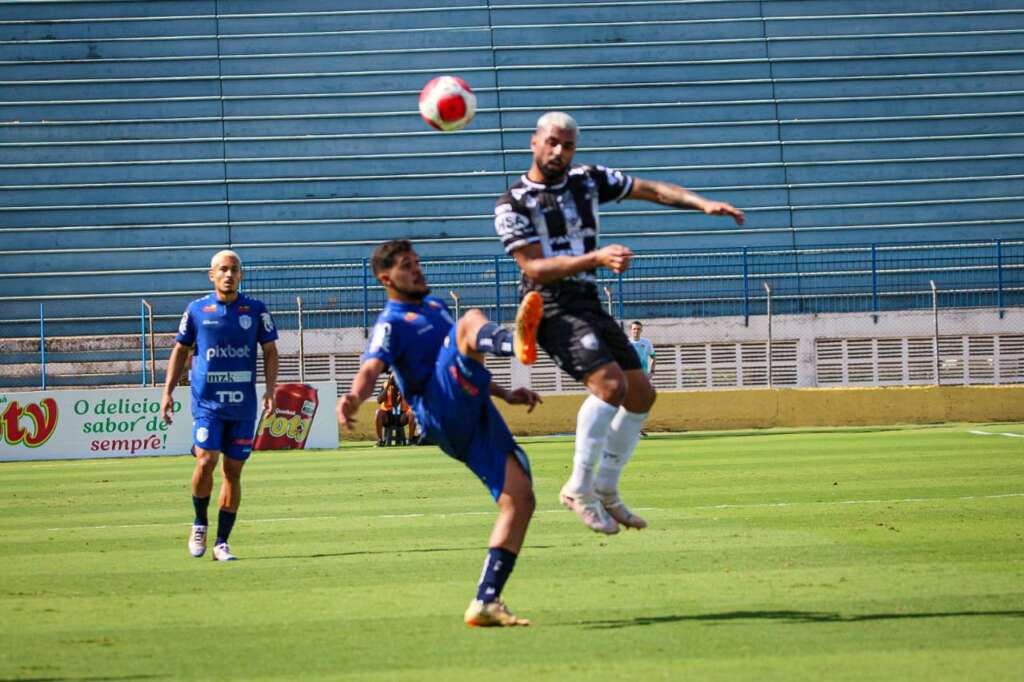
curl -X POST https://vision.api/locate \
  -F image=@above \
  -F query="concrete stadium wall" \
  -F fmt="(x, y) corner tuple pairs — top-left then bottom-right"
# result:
(339, 385), (1024, 441)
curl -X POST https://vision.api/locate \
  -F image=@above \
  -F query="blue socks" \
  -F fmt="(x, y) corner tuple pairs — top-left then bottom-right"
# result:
(192, 496), (210, 526)
(215, 509), (237, 545)
(475, 322), (514, 357)
(476, 547), (518, 603)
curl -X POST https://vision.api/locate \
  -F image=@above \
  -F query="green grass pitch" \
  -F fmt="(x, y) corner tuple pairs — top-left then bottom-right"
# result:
(2, 423), (1023, 681)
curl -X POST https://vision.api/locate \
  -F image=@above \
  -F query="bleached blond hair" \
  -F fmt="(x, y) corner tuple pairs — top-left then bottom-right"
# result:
(536, 111), (578, 134)
(210, 249), (242, 270)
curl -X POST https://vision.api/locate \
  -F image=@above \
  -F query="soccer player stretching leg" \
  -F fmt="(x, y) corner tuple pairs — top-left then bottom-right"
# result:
(337, 239), (543, 627)
(494, 111), (745, 534)
(161, 250), (279, 561)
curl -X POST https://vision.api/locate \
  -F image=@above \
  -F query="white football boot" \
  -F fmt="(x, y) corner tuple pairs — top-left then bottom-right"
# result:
(464, 599), (531, 627)
(559, 484), (620, 534)
(212, 542), (237, 561)
(598, 490), (648, 530)
(188, 524), (208, 558)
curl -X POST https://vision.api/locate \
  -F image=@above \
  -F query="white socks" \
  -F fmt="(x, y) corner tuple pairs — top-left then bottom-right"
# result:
(595, 407), (649, 495)
(565, 395), (619, 495)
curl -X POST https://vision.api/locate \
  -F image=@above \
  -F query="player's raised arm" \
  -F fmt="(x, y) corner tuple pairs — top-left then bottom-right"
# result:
(627, 177), (745, 225)
(337, 358), (388, 429)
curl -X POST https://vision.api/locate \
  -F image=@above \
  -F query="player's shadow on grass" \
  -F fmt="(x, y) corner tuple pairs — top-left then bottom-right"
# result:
(0, 671), (165, 675)
(581, 609), (1024, 629)
(249, 544), (557, 561)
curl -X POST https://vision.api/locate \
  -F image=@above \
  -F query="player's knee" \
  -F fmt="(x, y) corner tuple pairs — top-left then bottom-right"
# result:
(638, 383), (657, 412)
(600, 378), (627, 406)
(505, 487), (535, 518)
(195, 450), (218, 473)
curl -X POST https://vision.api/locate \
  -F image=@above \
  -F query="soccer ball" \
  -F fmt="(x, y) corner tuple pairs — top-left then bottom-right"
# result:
(418, 75), (476, 132)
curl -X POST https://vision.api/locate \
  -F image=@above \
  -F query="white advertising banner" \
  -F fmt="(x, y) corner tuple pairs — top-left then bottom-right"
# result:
(0, 380), (338, 462)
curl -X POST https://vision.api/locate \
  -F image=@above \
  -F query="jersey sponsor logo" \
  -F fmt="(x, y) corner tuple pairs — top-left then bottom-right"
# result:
(238, 305), (250, 312)
(238, 314), (252, 330)
(202, 319), (220, 326)
(202, 304), (218, 312)
(260, 311), (275, 333)
(495, 210), (531, 235)
(448, 365), (479, 396)
(178, 312), (189, 335)
(205, 345), (252, 362)
(369, 322), (391, 353)
(215, 390), (245, 404)
(233, 437), (253, 446)
(427, 300), (441, 308)
(206, 371), (253, 384)
(404, 311), (419, 322)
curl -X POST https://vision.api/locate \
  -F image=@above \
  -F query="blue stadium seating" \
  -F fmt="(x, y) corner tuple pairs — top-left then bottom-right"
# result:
(1, 0), (1022, 348)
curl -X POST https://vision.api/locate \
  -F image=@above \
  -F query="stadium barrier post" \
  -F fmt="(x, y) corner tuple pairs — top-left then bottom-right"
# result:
(297, 295), (305, 383)
(449, 290), (461, 320)
(142, 299), (155, 386)
(494, 255), (502, 324)
(996, 239), (1004, 318)
(362, 258), (370, 338)
(617, 270), (625, 322)
(39, 303), (46, 391)
(871, 243), (879, 323)
(742, 247), (750, 327)
(930, 280), (940, 385)
(140, 300), (147, 387)
(764, 281), (773, 388)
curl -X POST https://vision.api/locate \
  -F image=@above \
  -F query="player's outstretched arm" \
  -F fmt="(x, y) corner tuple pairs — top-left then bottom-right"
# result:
(628, 177), (745, 225)
(337, 358), (388, 430)
(512, 242), (634, 283)
(261, 341), (279, 415)
(160, 342), (191, 424)
(490, 383), (543, 414)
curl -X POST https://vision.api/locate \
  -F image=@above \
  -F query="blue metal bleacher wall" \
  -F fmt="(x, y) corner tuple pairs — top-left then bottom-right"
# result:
(1, 0), (1022, 344)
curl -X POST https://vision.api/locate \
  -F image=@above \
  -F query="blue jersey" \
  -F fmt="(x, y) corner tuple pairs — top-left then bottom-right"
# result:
(176, 293), (278, 420)
(362, 295), (455, 402)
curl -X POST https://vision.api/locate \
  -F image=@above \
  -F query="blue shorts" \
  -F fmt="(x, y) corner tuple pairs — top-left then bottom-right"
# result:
(192, 414), (256, 461)
(414, 329), (531, 501)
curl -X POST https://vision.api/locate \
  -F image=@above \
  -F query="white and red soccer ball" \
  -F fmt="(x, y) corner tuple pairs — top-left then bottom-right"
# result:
(418, 75), (476, 132)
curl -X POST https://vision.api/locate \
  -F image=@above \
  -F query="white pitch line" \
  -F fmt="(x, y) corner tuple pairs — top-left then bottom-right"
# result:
(967, 430), (1024, 438)
(39, 495), (1023, 533)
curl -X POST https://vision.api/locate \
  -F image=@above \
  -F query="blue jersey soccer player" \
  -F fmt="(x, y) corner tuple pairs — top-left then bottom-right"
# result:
(336, 239), (544, 627)
(161, 250), (279, 562)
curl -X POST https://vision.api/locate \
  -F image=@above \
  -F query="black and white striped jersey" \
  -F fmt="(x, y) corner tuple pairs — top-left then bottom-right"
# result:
(494, 164), (634, 289)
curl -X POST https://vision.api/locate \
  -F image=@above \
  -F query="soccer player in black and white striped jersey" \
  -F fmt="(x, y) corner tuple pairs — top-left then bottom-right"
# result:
(494, 111), (745, 534)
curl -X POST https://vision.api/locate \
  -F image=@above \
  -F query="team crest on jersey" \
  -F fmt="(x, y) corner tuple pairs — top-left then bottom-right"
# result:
(202, 304), (218, 312)
(238, 315), (252, 330)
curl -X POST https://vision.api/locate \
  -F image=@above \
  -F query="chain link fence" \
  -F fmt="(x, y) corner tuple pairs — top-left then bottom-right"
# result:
(2, 239), (1021, 392)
